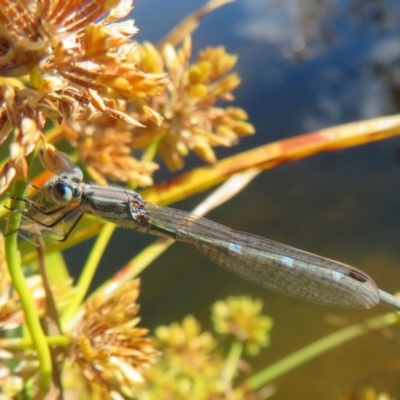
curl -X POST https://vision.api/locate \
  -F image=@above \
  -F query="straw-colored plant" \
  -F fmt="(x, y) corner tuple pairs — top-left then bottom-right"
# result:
(0, 0), (399, 399)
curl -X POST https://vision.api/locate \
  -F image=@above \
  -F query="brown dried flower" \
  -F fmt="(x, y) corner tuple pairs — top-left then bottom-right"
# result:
(0, 0), (167, 192)
(64, 117), (159, 187)
(70, 279), (157, 397)
(76, 35), (255, 183)
(131, 37), (255, 171)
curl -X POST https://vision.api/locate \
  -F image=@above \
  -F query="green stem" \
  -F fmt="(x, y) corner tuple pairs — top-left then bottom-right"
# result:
(0, 335), (70, 350)
(61, 223), (115, 326)
(223, 340), (243, 383)
(142, 137), (161, 163)
(243, 311), (399, 391)
(5, 179), (52, 391)
(90, 236), (174, 301)
(29, 64), (43, 90)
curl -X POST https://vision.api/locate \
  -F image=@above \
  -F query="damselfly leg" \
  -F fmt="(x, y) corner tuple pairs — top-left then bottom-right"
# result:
(6, 190), (83, 242)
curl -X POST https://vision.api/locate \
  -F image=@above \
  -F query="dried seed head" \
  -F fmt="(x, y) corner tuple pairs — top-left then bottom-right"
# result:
(70, 280), (157, 397)
(0, 0), (167, 192)
(131, 38), (255, 171)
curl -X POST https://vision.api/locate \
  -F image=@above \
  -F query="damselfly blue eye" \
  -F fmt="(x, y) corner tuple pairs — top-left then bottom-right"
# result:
(51, 183), (73, 204)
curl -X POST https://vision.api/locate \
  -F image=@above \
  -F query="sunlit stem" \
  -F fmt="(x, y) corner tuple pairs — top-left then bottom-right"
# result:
(29, 64), (43, 90)
(61, 222), (116, 327)
(0, 335), (70, 350)
(5, 178), (52, 392)
(89, 236), (174, 301)
(222, 340), (243, 386)
(242, 311), (399, 391)
(142, 137), (161, 163)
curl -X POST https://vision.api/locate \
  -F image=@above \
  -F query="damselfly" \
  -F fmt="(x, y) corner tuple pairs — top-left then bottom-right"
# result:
(8, 168), (400, 311)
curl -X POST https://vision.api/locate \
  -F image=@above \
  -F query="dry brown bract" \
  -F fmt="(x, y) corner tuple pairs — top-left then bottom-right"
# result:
(0, 0), (167, 192)
(70, 279), (157, 397)
(59, 35), (255, 185)
(131, 37), (255, 171)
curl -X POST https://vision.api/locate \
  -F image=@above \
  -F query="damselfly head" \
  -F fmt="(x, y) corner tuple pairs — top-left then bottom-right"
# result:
(43, 167), (84, 205)
(5, 168), (86, 242)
